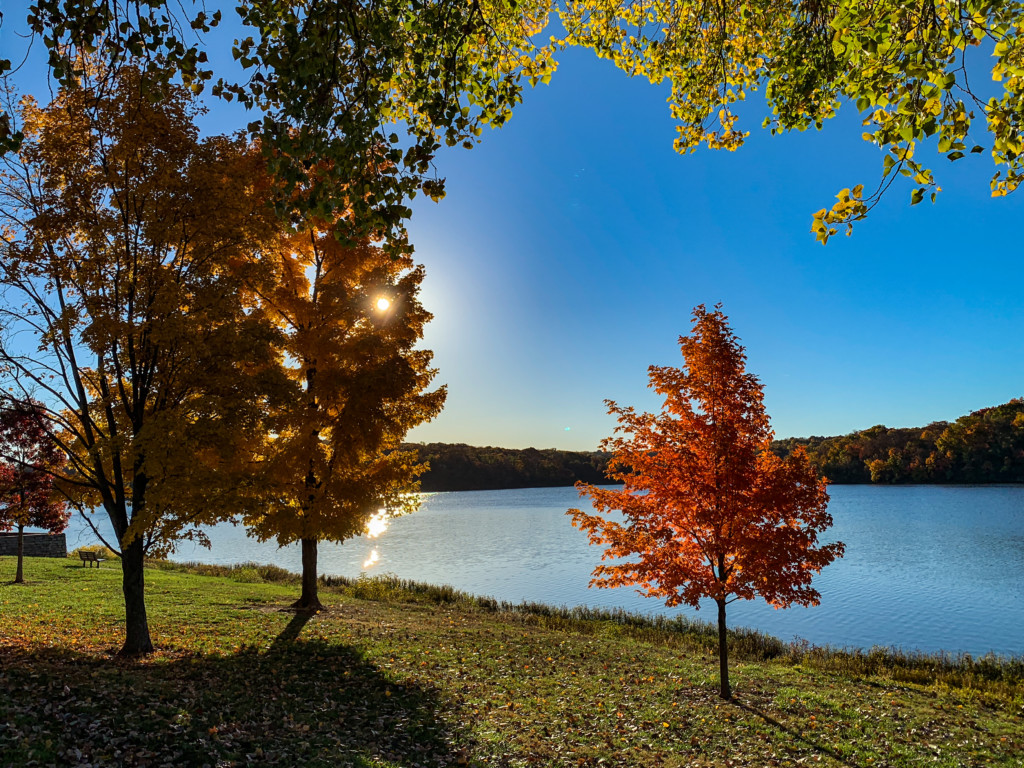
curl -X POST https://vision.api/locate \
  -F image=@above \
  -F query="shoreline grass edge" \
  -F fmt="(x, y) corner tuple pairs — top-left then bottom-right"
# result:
(148, 557), (1024, 706)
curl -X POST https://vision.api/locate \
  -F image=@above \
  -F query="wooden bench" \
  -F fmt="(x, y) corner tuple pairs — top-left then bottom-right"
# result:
(79, 551), (105, 568)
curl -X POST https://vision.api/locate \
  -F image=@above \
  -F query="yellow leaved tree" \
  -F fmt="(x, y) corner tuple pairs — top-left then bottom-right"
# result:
(246, 224), (446, 611)
(0, 65), (285, 654)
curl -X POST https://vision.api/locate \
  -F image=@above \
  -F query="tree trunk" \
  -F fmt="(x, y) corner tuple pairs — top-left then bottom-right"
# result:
(118, 535), (154, 656)
(14, 523), (24, 583)
(717, 597), (731, 700)
(292, 537), (323, 612)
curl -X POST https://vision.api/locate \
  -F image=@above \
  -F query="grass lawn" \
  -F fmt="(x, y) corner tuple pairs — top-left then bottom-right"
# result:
(1, 555), (1021, 767)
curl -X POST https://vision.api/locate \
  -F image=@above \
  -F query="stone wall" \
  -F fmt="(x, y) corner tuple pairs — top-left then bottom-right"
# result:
(0, 532), (68, 558)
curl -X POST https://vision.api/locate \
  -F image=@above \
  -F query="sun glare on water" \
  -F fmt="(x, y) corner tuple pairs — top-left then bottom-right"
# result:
(365, 511), (389, 538)
(361, 511), (389, 569)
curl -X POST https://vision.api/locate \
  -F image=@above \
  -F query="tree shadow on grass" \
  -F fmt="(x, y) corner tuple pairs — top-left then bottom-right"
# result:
(270, 609), (315, 649)
(0, 636), (471, 767)
(733, 699), (863, 768)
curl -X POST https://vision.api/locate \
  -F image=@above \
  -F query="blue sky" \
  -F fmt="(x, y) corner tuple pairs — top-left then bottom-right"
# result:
(404, 49), (1024, 450)
(4, 9), (1023, 451)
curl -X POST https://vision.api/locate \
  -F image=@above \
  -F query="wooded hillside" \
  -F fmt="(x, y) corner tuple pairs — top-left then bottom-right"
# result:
(771, 399), (1024, 484)
(404, 443), (613, 492)
(409, 399), (1024, 490)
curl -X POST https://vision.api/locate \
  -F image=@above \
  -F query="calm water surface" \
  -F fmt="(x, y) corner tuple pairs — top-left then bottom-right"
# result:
(65, 485), (1024, 657)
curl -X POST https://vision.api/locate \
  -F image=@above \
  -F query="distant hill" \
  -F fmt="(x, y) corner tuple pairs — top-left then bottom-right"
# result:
(406, 398), (1024, 491)
(770, 398), (1024, 484)
(403, 443), (613, 492)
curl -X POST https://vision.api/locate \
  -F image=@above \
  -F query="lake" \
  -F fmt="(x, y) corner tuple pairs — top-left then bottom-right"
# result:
(64, 485), (1024, 657)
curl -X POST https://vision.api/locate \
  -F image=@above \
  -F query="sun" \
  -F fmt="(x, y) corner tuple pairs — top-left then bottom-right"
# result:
(375, 297), (391, 311)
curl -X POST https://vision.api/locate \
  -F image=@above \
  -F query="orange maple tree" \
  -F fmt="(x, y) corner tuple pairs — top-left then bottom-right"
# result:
(569, 305), (844, 699)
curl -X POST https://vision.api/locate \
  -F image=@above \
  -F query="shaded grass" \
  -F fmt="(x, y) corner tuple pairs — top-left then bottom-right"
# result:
(0, 638), (459, 767)
(2, 556), (1022, 768)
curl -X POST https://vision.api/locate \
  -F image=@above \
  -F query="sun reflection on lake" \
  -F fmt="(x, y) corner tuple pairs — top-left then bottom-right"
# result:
(365, 511), (388, 538)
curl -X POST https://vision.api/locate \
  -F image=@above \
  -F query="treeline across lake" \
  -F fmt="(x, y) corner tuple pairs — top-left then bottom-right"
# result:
(771, 398), (1024, 484)
(409, 398), (1024, 490)
(405, 443), (613, 492)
